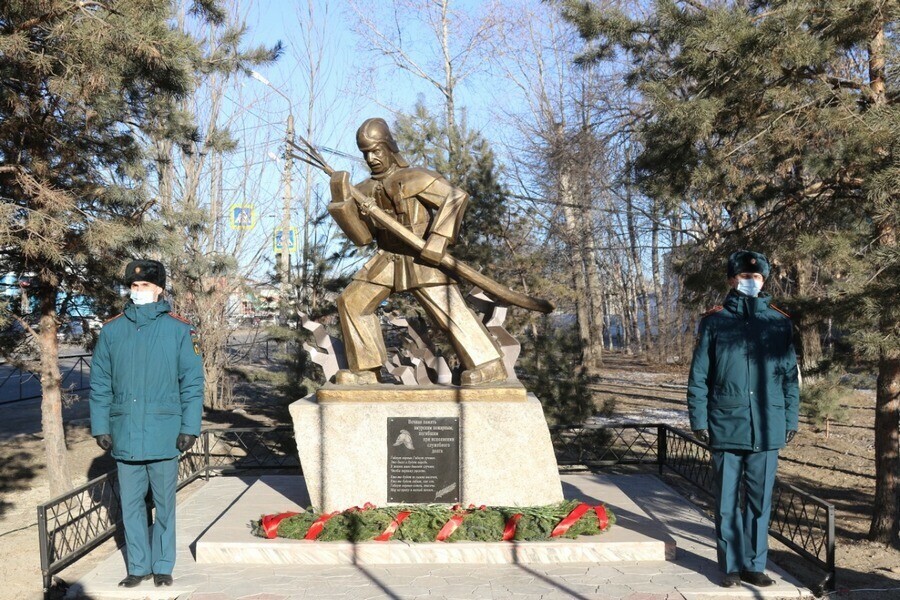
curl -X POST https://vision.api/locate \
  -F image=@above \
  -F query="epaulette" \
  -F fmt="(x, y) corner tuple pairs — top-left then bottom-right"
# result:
(167, 312), (193, 326)
(770, 304), (791, 319)
(103, 313), (123, 325)
(701, 305), (724, 318)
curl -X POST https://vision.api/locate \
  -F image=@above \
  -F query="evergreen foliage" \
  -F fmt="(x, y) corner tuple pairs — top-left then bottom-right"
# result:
(558, 0), (899, 543)
(394, 102), (513, 277)
(254, 500), (616, 542)
(0, 0), (225, 494)
(519, 317), (610, 426)
(800, 375), (850, 438)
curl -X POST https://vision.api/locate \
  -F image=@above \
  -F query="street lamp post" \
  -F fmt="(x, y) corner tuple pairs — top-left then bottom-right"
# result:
(251, 71), (294, 312)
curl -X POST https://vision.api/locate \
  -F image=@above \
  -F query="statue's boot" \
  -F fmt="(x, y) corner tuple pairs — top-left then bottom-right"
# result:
(335, 368), (380, 386)
(460, 358), (507, 386)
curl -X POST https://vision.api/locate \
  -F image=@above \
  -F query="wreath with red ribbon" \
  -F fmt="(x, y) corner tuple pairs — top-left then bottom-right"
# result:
(252, 500), (613, 543)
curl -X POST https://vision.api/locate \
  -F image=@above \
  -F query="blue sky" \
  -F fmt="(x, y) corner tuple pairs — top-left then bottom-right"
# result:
(212, 0), (537, 279)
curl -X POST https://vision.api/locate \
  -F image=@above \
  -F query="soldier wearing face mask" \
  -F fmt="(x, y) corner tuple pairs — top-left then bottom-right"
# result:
(89, 259), (204, 589)
(686, 250), (800, 589)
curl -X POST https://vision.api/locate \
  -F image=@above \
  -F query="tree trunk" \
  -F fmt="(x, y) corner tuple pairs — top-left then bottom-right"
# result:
(866, 18), (898, 545)
(794, 259), (823, 373)
(651, 203), (663, 358)
(560, 168), (599, 366)
(581, 207), (604, 368)
(37, 292), (73, 496)
(624, 168), (649, 353)
(869, 356), (900, 543)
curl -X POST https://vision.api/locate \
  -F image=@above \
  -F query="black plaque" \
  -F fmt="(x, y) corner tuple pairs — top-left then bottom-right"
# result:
(387, 417), (460, 503)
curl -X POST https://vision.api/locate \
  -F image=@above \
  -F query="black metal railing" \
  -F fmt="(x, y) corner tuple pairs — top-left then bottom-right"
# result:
(37, 422), (834, 596)
(551, 423), (835, 592)
(36, 426), (298, 595)
(0, 353), (92, 406)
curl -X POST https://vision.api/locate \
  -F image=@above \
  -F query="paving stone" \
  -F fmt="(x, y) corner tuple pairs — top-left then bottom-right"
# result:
(65, 474), (815, 600)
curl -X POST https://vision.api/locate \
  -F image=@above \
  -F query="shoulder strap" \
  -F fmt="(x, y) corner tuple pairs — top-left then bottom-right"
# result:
(167, 312), (193, 326)
(701, 305), (724, 318)
(102, 313), (123, 325)
(770, 304), (791, 319)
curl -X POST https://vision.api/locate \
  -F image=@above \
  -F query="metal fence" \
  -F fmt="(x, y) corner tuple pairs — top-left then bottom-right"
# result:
(37, 423), (835, 596)
(551, 423), (835, 592)
(36, 427), (299, 595)
(0, 353), (92, 406)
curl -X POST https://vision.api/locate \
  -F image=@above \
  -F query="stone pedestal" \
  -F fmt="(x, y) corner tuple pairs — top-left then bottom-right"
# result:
(289, 384), (563, 511)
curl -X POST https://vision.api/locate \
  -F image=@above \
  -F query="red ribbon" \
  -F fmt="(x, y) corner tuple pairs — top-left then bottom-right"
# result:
(551, 503), (591, 538)
(502, 513), (523, 541)
(346, 502), (376, 513)
(594, 504), (609, 531)
(436, 506), (485, 541)
(304, 511), (339, 540)
(375, 511), (412, 541)
(260, 512), (299, 539)
(436, 513), (467, 541)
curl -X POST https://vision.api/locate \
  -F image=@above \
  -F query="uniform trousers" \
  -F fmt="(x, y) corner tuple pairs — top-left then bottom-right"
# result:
(117, 457), (179, 576)
(711, 449), (779, 574)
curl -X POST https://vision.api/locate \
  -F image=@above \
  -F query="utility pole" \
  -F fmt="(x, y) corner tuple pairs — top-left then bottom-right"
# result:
(281, 113), (294, 306)
(250, 71), (295, 313)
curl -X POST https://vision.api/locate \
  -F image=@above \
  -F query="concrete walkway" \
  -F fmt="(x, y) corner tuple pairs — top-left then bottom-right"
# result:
(65, 473), (812, 600)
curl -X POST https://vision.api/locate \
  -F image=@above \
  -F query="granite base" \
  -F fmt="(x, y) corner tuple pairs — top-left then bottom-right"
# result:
(289, 390), (564, 512)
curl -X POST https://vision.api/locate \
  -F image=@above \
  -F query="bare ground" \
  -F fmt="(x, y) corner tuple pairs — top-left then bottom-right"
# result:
(591, 354), (900, 599)
(1, 355), (898, 599)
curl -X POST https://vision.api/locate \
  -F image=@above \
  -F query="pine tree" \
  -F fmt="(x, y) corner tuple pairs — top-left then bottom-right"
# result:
(0, 1), (222, 495)
(558, 0), (900, 542)
(394, 102), (514, 279)
(392, 102), (546, 339)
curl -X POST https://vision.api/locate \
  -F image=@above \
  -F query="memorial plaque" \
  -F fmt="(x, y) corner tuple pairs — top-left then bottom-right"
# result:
(387, 417), (460, 503)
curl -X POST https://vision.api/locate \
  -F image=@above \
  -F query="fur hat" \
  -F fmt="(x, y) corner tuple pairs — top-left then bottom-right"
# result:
(727, 251), (770, 279)
(124, 259), (166, 288)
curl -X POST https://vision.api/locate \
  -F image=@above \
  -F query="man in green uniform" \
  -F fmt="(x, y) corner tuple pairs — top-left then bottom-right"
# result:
(90, 260), (204, 588)
(687, 250), (800, 588)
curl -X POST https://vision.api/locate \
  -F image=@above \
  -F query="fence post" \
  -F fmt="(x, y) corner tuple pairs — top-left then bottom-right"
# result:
(37, 504), (51, 595)
(657, 425), (667, 476)
(826, 504), (836, 591)
(204, 431), (211, 481)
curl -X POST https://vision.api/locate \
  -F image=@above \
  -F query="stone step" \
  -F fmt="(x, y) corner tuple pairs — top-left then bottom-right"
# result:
(194, 475), (676, 566)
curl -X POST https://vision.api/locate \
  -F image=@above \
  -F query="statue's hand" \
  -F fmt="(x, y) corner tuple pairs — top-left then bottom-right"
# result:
(692, 429), (709, 444)
(358, 196), (376, 216)
(420, 234), (449, 266)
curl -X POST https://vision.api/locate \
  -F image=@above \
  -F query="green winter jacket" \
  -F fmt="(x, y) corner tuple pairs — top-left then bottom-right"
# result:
(687, 291), (800, 451)
(90, 300), (204, 461)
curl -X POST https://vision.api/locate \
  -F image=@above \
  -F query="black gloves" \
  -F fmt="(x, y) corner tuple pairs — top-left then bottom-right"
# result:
(95, 434), (112, 451)
(786, 430), (796, 444)
(176, 433), (197, 452)
(692, 429), (709, 444)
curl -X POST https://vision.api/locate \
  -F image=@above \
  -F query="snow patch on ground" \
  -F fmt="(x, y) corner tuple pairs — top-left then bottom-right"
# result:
(588, 408), (690, 428)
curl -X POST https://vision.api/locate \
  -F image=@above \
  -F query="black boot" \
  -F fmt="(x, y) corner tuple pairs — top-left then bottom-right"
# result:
(740, 571), (775, 587)
(154, 573), (174, 587)
(118, 574), (151, 588)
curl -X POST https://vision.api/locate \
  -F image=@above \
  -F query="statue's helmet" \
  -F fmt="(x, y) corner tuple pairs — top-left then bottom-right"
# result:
(356, 118), (409, 168)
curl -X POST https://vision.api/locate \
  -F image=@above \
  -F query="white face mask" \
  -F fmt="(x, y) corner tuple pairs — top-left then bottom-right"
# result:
(736, 278), (763, 297)
(130, 289), (156, 305)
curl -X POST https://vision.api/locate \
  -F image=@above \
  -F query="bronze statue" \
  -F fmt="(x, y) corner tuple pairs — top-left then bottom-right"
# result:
(291, 118), (552, 387)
